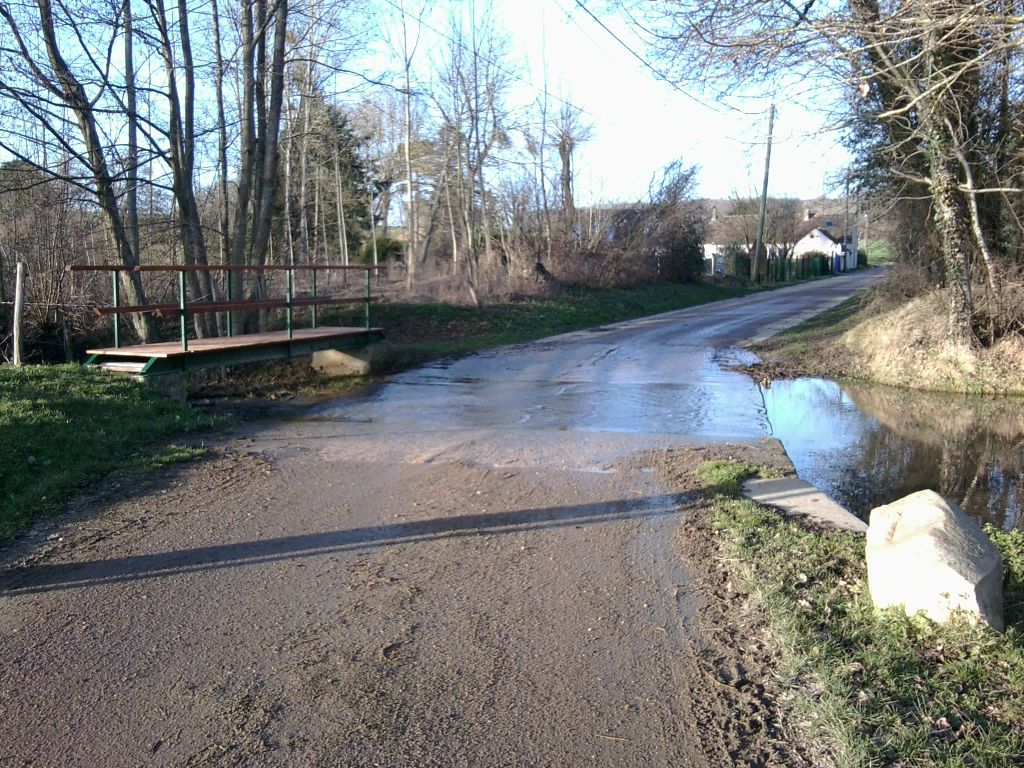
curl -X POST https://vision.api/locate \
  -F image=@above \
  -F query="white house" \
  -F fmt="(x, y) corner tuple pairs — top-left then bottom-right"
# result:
(793, 226), (859, 271)
(793, 227), (842, 258)
(701, 204), (861, 275)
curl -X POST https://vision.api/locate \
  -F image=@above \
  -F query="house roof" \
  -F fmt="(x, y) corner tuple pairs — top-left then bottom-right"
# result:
(704, 212), (846, 246)
(801, 226), (841, 244)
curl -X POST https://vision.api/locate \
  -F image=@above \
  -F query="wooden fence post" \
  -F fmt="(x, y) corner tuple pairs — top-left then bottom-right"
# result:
(13, 261), (25, 366)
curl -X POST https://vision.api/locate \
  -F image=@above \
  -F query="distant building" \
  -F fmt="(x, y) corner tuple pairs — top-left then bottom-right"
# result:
(702, 204), (859, 275)
(793, 226), (859, 272)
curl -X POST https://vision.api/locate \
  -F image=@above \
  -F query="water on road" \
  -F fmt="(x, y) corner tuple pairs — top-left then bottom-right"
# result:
(300, 271), (883, 471)
(1, 271), (889, 768)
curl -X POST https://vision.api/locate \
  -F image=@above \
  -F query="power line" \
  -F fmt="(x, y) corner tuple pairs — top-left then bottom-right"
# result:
(570, 0), (759, 117)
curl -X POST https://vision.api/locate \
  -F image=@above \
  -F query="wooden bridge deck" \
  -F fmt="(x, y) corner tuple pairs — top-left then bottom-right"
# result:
(85, 326), (385, 376)
(87, 326), (381, 359)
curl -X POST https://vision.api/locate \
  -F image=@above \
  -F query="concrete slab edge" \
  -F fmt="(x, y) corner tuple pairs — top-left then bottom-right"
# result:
(742, 477), (868, 534)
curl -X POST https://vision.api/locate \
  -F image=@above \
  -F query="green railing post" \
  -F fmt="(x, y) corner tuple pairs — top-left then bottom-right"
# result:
(111, 269), (121, 348)
(225, 268), (233, 337)
(311, 269), (318, 329)
(178, 270), (188, 352)
(286, 268), (294, 339)
(364, 268), (371, 329)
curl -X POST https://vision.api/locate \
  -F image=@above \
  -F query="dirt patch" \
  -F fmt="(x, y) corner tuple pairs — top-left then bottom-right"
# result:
(0, 448), (271, 573)
(186, 357), (380, 406)
(727, 359), (828, 384)
(2, 435), (824, 768)
(625, 443), (831, 768)
(675, 500), (818, 767)
(626, 441), (795, 490)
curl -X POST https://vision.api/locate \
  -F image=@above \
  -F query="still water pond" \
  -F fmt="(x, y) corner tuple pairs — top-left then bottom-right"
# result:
(762, 378), (1024, 531)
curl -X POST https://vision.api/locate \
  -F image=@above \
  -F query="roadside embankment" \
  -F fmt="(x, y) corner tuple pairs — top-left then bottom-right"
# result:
(752, 271), (1024, 395)
(663, 453), (1024, 767)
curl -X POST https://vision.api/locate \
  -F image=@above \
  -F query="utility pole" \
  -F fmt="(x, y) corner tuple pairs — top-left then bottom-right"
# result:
(752, 104), (776, 282)
(843, 174), (851, 272)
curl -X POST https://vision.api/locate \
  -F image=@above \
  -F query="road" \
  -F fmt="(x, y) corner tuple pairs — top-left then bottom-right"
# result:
(0, 271), (880, 767)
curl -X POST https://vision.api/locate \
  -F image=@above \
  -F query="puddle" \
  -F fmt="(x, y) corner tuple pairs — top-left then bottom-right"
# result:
(762, 378), (1024, 531)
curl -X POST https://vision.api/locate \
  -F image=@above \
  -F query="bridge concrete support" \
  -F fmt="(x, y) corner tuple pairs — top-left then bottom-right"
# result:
(311, 343), (390, 376)
(134, 371), (187, 402)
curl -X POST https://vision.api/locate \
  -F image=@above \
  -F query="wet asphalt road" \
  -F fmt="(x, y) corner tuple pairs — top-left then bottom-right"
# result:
(283, 269), (884, 471)
(1, 270), (882, 767)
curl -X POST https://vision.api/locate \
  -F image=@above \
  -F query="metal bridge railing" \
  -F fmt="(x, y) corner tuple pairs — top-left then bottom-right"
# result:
(66, 263), (378, 352)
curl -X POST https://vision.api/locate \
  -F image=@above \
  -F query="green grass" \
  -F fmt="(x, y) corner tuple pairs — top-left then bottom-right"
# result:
(0, 365), (214, 539)
(326, 281), (755, 372)
(861, 239), (894, 265)
(699, 460), (1024, 767)
(986, 526), (1024, 628)
(696, 458), (780, 495)
(764, 291), (867, 348)
(749, 291), (871, 376)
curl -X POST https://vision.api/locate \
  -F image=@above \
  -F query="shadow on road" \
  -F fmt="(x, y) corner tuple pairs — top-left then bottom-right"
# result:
(1, 492), (694, 595)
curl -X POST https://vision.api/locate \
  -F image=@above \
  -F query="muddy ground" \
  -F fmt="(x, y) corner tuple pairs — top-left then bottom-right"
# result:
(0, 438), (817, 767)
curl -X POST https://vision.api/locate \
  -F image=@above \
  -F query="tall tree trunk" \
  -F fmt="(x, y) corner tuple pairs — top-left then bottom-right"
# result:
(250, 0), (289, 268)
(283, 96), (295, 264)
(211, 0), (230, 334)
(228, 0), (257, 326)
(926, 133), (975, 345)
(313, 166), (322, 263)
(333, 147), (350, 267)
(403, 63), (417, 287)
(152, 0), (214, 337)
(396, 0), (421, 288)
(558, 132), (575, 238)
(418, 179), (442, 265)
(31, 0), (156, 341)
(443, 169), (459, 267)
(123, 0), (140, 262)
(297, 66), (313, 265)
(920, 15), (976, 346)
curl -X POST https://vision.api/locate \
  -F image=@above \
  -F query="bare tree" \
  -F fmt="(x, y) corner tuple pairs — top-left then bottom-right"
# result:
(435, 0), (513, 291)
(393, 0), (425, 287)
(225, 0), (289, 325)
(632, 0), (1024, 343)
(552, 103), (592, 241)
(143, 0), (216, 336)
(0, 0), (157, 341)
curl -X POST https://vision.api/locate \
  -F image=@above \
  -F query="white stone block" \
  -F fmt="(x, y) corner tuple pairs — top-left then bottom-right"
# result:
(866, 490), (1004, 631)
(311, 343), (387, 376)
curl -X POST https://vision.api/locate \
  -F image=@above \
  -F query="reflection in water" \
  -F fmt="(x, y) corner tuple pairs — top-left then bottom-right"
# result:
(763, 379), (1024, 531)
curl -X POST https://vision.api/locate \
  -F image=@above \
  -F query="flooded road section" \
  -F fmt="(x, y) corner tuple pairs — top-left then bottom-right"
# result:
(302, 270), (883, 471)
(764, 378), (1024, 531)
(297, 264), (1020, 532)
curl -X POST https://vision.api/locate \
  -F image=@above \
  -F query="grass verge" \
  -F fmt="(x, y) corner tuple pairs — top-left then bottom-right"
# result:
(701, 460), (1024, 767)
(750, 291), (869, 379)
(755, 272), (1024, 394)
(0, 365), (215, 540)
